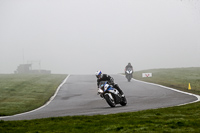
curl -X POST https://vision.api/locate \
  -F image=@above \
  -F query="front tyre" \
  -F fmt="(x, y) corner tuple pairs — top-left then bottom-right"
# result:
(120, 96), (127, 106)
(127, 75), (132, 82)
(104, 94), (115, 107)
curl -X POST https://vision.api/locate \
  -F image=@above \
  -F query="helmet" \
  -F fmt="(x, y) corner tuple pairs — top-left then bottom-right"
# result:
(95, 70), (102, 78)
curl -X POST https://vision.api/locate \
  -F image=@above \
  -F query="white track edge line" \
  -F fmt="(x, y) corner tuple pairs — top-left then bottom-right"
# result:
(119, 74), (200, 105)
(0, 74), (70, 119)
(132, 78), (200, 105)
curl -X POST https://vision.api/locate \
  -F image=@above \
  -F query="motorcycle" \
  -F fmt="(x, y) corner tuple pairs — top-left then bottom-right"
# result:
(97, 81), (127, 107)
(125, 68), (133, 82)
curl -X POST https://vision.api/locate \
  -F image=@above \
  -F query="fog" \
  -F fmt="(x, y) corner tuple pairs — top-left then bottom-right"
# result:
(0, 0), (200, 74)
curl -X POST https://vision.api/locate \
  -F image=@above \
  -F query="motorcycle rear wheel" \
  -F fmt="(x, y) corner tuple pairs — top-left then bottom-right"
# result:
(120, 96), (127, 106)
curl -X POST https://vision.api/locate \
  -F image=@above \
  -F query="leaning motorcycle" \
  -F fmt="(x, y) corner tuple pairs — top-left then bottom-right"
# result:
(97, 81), (127, 107)
(125, 68), (133, 82)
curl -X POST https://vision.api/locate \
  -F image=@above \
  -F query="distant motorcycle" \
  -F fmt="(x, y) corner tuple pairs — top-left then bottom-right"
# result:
(97, 81), (127, 107)
(125, 68), (133, 82)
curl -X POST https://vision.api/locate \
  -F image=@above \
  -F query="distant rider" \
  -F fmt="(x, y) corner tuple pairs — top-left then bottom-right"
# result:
(95, 70), (124, 97)
(125, 63), (133, 77)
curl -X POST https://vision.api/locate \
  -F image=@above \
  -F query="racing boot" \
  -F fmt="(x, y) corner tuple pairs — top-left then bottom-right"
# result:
(113, 84), (124, 97)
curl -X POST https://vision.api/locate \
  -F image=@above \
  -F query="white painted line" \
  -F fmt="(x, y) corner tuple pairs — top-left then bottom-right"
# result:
(120, 74), (200, 105)
(132, 78), (200, 105)
(0, 75), (70, 119)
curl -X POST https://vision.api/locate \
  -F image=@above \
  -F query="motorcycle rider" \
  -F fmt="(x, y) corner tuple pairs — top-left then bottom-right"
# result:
(95, 70), (124, 97)
(125, 62), (133, 77)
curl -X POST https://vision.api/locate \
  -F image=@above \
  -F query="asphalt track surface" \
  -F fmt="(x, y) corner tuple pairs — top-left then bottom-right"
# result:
(0, 75), (199, 121)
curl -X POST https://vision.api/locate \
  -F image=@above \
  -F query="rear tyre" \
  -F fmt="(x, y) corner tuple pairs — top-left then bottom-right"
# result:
(104, 94), (115, 107)
(120, 96), (127, 106)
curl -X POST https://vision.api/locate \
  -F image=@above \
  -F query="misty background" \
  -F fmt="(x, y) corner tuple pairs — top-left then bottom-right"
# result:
(0, 0), (200, 74)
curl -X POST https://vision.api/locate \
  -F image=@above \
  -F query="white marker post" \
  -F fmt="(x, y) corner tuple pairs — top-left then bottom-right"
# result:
(142, 73), (152, 77)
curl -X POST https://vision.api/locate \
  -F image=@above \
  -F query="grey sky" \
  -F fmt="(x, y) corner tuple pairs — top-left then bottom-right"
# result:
(0, 0), (200, 74)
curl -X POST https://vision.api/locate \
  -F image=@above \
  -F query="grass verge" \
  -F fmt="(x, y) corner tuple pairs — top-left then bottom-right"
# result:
(0, 74), (67, 116)
(133, 67), (200, 95)
(0, 68), (200, 132)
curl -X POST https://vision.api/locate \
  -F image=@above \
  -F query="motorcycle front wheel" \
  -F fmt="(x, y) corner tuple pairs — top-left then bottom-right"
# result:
(127, 75), (132, 82)
(104, 94), (116, 107)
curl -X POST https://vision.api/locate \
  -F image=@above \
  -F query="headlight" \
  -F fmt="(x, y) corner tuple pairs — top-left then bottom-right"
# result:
(98, 88), (103, 93)
(126, 70), (132, 74)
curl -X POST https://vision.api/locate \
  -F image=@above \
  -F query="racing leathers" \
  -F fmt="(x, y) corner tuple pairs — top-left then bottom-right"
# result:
(97, 74), (124, 96)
